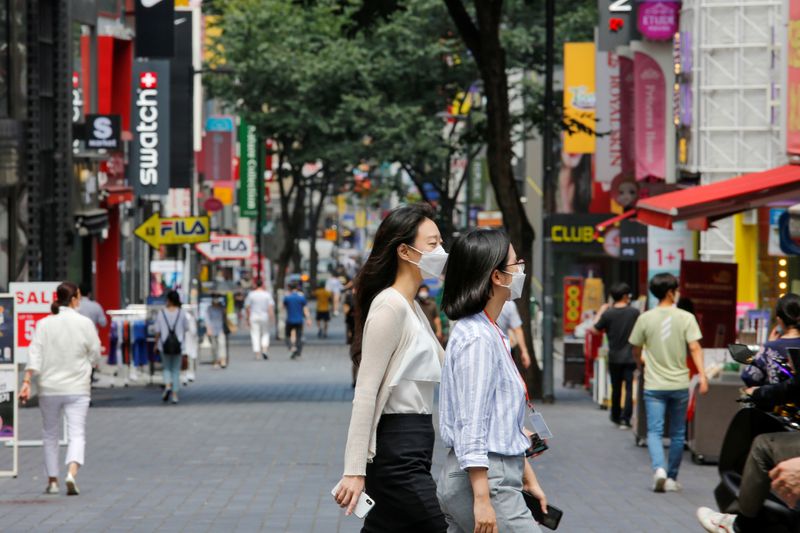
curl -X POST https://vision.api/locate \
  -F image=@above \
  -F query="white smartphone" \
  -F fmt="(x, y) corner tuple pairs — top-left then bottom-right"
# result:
(331, 481), (375, 519)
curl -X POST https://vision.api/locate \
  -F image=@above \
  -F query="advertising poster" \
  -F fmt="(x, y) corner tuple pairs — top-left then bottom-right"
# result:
(10, 282), (60, 365)
(788, 0), (800, 155)
(679, 261), (738, 348)
(634, 50), (666, 181)
(646, 225), (695, 307)
(0, 296), (13, 364)
(563, 43), (597, 154)
(149, 260), (184, 302)
(0, 370), (14, 439)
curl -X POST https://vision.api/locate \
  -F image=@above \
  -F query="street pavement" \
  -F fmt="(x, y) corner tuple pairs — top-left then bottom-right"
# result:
(0, 317), (721, 532)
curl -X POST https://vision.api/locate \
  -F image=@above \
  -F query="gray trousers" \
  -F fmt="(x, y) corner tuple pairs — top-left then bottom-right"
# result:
(436, 450), (542, 533)
(739, 432), (800, 517)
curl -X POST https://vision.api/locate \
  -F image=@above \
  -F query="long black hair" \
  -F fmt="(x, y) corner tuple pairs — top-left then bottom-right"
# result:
(352, 203), (435, 362)
(441, 229), (510, 320)
(776, 293), (800, 329)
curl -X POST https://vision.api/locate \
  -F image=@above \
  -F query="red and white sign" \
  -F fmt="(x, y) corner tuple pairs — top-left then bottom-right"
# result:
(140, 71), (158, 89)
(9, 282), (59, 364)
(195, 235), (254, 261)
(634, 51), (666, 181)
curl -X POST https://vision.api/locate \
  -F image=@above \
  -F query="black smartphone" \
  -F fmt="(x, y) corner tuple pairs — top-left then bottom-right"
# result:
(525, 434), (548, 457)
(522, 491), (563, 530)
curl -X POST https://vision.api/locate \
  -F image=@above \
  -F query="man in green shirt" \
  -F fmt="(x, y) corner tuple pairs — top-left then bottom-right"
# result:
(629, 273), (709, 493)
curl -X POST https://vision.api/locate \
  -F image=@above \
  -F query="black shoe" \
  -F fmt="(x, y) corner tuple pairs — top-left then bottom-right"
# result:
(162, 388), (171, 402)
(262, 352), (269, 360)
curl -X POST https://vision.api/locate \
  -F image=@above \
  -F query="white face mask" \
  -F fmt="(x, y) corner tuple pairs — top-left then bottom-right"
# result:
(501, 270), (526, 301)
(406, 245), (448, 279)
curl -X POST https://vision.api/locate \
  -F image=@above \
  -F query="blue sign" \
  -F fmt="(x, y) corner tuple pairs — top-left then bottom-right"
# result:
(206, 116), (235, 132)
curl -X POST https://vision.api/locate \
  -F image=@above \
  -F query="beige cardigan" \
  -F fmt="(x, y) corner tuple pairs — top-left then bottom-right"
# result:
(343, 287), (445, 476)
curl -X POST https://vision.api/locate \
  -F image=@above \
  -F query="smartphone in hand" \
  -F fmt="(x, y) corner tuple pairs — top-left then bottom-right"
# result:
(331, 481), (375, 519)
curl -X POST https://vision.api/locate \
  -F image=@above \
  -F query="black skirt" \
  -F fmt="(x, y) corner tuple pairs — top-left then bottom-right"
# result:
(363, 414), (447, 533)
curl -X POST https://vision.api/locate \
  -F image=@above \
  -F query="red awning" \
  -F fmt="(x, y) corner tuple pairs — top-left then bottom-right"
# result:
(634, 165), (800, 229)
(100, 185), (134, 207)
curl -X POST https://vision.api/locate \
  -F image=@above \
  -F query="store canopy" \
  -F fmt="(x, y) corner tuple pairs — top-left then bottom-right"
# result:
(598, 165), (800, 231)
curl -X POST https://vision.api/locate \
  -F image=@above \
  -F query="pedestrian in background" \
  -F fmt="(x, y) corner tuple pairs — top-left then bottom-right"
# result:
(590, 282), (640, 429)
(334, 204), (449, 532)
(437, 229), (547, 533)
(326, 273), (344, 317)
(19, 282), (101, 496)
(205, 296), (228, 369)
(78, 285), (107, 329)
(629, 273), (708, 493)
(284, 282), (311, 359)
(154, 291), (188, 404)
(314, 282), (332, 339)
(417, 284), (444, 345)
(245, 280), (275, 360)
(741, 293), (800, 386)
(496, 301), (532, 370)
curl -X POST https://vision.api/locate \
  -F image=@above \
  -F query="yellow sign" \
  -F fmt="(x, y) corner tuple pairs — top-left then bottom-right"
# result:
(563, 42), (596, 154)
(134, 213), (211, 249)
(213, 185), (234, 206)
(551, 224), (596, 243)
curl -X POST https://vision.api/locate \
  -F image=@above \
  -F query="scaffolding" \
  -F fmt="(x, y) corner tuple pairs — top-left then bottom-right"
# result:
(680, 0), (786, 262)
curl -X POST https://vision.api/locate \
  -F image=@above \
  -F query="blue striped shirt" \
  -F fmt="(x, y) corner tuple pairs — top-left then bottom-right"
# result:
(439, 312), (530, 470)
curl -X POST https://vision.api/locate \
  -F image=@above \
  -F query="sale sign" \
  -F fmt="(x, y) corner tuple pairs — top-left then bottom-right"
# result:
(9, 282), (59, 364)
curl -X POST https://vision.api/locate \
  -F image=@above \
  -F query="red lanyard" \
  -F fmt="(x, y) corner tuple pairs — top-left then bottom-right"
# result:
(484, 310), (531, 405)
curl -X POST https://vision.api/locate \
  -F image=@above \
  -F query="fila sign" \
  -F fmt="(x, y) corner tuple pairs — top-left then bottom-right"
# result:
(128, 60), (171, 196)
(195, 235), (254, 261)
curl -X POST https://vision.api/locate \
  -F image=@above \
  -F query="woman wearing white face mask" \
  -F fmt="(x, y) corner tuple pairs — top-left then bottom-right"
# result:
(437, 229), (548, 533)
(334, 204), (448, 533)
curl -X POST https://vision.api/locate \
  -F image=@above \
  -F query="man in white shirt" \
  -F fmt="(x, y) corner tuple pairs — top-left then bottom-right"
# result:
(244, 280), (275, 360)
(325, 275), (344, 316)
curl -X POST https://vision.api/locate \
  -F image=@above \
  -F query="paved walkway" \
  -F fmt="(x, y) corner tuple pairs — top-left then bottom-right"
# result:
(0, 319), (720, 532)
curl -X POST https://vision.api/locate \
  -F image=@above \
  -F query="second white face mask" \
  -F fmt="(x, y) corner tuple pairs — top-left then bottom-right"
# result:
(408, 245), (448, 279)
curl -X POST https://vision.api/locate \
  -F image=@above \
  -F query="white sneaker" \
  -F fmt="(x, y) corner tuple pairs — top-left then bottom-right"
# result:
(696, 507), (736, 533)
(44, 481), (59, 495)
(664, 478), (682, 492)
(652, 467), (667, 492)
(186, 372), (195, 382)
(65, 473), (79, 496)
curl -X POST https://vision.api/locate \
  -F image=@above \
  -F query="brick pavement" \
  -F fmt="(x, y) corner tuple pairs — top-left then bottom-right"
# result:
(0, 319), (721, 532)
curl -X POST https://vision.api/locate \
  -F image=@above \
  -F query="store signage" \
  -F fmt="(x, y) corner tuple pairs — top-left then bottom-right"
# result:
(563, 277), (584, 335)
(204, 197), (224, 212)
(637, 1), (681, 41)
(620, 222), (647, 260)
(679, 260), (737, 348)
(646, 224), (695, 307)
(788, 0), (800, 156)
(563, 42), (597, 154)
(634, 51), (666, 181)
(598, 0), (639, 51)
(206, 116), (235, 132)
(9, 282), (59, 365)
(238, 122), (262, 218)
(596, 51), (622, 192)
(71, 72), (84, 123)
(129, 60), (171, 196)
(134, 0), (174, 58)
(195, 235), (254, 261)
(204, 131), (233, 181)
(85, 115), (120, 150)
(134, 213), (210, 249)
(619, 53), (636, 177)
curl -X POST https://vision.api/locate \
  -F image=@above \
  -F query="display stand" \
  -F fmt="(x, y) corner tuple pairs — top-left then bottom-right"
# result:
(107, 307), (151, 386)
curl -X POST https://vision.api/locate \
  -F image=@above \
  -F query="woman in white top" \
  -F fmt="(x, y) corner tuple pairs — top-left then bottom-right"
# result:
(19, 282), (101, 496)
(333, 204), (449, 532)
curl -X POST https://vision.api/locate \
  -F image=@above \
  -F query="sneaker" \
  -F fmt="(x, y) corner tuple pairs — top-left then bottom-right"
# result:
(65, 473), (79, 496)
(696, 507), (736, 533)
(187, 372), (195, 382)
(44, 481), (59, 495)
(652, 468), (667, 492)
(162, 388), (171, 403)
(262, 352), (269, 360)
(664, 478), (682, 492)
(171, 394), (179, 405)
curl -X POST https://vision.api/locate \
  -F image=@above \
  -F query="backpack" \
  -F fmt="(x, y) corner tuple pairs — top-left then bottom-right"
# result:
(162, 309), (183, 355)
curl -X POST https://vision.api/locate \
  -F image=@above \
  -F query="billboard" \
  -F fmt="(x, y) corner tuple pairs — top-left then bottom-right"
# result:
(134, 0), (175, 58)
(563, 43), (597, 154)
(129, 60), (171, 196)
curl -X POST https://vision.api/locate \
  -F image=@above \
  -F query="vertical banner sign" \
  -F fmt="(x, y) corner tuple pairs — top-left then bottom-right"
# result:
(595, 51), (622, 192)
(129, 59), (171, 196)
(788, 0), (800, 156)
(634, 51), (666, 181)
(238, 122), (262, 218)
(619, 52), (636, 177)
(598, 0), (639, 51)
(563, 277), (584, 335)
(204, 131), (233, 182)
(135, 0), (175, 58)
(563, 43), (597, 154)
(170, 9), (194, 189)
(679, 261), (737, 348)
(646, 225), (695, 307)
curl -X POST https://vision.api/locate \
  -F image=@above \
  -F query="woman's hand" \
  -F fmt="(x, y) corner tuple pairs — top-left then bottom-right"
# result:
(473, 495), (497, 533)
(18, 381), (30, 404)
(333, 475), (365, 516)
(523, 460), (547, 515)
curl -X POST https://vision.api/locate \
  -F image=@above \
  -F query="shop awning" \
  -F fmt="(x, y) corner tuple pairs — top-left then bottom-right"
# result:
(100, 185), (133, 207)
(601, 165), (800, 231)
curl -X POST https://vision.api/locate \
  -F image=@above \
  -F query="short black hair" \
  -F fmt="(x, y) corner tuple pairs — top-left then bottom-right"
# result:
(255, 279), (264, 288)
(166, 290), (182, 307)
(441, 229), (510, 320)
(288, 282), (298, 291)
(419, 284), (430, 291)
(649, 273), (678, 301)
(80, 284), (91, 297)
(776, 293), (800, 328)
(609, 282), (631, 302)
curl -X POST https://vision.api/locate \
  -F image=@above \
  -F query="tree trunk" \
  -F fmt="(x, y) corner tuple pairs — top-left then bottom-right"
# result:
(308, 179), (329, 293)
(275, 179), (306, 292)
(445, 0), (542, 398)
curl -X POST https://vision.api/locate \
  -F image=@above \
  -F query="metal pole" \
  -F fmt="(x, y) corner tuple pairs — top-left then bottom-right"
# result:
(541, 0), (556, 402)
